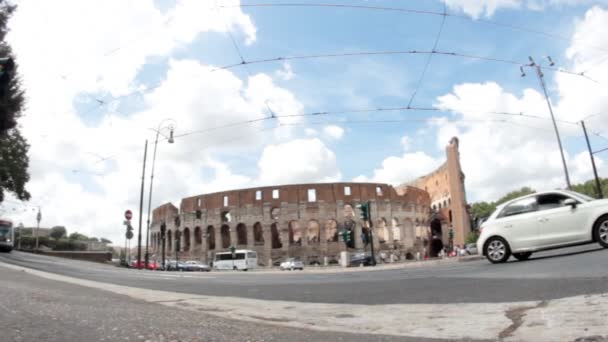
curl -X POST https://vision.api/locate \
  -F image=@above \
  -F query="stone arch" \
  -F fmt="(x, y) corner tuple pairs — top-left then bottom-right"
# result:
(167, 230), (172, 251)
(175, 230), (181, 252)
(377, 218), (388, 243)
(183, 227), (191, 252)
(236, 223), (247, 246)
(307, 220), (320, 244)
(343, 203), (355, 218)
(325, 219), (338, 242)
(253, 222), (264, 245)
(221, 225), (231, 249)
(288, 220), (302, 246)
(391, 217), (401, 242)
(206, 225), (215, 250)
(271, 223), (282, 249)
(430, 218), (443, 257)
(194, 226), (202, 245)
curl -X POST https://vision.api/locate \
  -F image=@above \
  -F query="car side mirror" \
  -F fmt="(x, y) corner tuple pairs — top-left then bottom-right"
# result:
(564, 198), (577, 208)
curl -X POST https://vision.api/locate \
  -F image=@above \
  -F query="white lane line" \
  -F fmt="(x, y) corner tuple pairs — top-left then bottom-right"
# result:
(0, 261), (606, 341)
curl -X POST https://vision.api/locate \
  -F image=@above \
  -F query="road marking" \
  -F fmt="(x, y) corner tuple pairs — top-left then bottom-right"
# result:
(0, 261), (606, 341)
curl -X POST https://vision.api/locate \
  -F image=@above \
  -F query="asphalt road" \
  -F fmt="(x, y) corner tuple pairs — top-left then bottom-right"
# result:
(1, 243), (608, 305)
(0, 266), (454, 342)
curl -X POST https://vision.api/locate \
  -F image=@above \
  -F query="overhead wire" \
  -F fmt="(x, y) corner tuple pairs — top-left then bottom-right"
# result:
(407, 4), (447, 108)
(226, 2), (608, 53)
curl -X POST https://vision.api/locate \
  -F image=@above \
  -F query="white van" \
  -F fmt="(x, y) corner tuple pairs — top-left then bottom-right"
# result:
(213, 250), (258, 271)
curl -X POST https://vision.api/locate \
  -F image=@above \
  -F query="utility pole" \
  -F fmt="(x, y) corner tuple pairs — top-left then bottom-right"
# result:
(581, 120), (604, 199)
(137, 140), (148, 269)
(523, 56), (571, 189)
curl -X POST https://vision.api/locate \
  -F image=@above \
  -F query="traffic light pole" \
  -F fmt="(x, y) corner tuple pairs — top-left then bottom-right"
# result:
(367, 203), (376, 266)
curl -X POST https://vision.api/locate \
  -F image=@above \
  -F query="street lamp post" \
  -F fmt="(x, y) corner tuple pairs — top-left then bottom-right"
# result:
(144, 119), (176, 269)
(35, 208), (41, 250)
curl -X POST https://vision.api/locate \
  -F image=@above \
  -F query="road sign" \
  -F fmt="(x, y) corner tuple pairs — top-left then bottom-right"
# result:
(126, 230), (133, 240)
(125, 210), (133, 221)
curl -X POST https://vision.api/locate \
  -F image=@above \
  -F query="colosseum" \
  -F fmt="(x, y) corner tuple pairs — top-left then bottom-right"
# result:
(149, 137), (471, 266)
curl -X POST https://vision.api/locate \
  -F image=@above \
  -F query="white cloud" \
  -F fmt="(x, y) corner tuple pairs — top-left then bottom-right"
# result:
(3, 0), (310, 245)
(401, 136), (413, 151)
(257, 138), (341, 186)
(323, 125), (345, 140)
(355, 152), (443, 186)
(441, 0), (606, 18)
(432, 80), (605, 202)
(276, 62), (295, 81)
(304, 128), (318, 136)
(441, 0), (520, 18)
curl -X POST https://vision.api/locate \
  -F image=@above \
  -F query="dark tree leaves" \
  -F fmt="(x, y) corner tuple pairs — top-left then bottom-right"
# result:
(0, 0), (29, 203)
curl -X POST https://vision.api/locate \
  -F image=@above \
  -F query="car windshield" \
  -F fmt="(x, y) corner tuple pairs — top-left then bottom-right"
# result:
(563, 190), (594, 202)
(0, 223), (10, 237)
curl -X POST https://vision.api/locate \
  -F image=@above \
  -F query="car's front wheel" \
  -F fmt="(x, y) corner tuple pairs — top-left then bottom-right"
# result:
(484, 237), (511, 264)
(594, 215), (608, 248)
(513, 252), (532, 261)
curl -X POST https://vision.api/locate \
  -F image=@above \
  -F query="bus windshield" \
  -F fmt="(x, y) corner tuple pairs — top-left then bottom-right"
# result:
(0, 222), (11, 237)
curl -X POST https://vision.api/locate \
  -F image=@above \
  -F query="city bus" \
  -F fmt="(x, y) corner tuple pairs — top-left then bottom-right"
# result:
(0, 219), (14, 253)
(213, 249), (258, 271)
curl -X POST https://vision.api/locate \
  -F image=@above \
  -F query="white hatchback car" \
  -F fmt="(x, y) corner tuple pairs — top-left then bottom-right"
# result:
(280, 258), (304, 271)
(477, 190), (608, 263)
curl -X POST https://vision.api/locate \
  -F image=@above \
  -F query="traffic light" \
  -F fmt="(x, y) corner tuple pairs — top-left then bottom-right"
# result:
(356, 202), (370, 221)
(174, 216), (181, 227)
(340, 229), (352, 243)
(229, 245), (236, 254)
(175, 230), (181, 251)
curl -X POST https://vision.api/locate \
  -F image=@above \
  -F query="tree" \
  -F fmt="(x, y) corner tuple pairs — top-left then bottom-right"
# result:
(68, 232), (89, 241)
(100, 237), (112, 244)
(0, 1), (29, 203)
(495, 187), (536, 205)
(571, 178), (608, 199)
(469, 201), (496, 220)
(49, 226), (67, 240)
(87, 237), (99, 242)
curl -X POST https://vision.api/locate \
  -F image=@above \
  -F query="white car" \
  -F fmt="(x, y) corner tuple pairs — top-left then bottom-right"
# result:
(280, 258), (304, 271)
(477, 190), (608, 263)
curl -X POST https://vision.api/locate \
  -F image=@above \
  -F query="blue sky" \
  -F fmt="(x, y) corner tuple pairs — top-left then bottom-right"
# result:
(2, 0), (608, 242)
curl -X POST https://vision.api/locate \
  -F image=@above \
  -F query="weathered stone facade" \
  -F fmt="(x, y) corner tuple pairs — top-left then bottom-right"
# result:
(150, 183), (430, 265)
(405, 137), (472, 255)
(149, 137), (471, 265)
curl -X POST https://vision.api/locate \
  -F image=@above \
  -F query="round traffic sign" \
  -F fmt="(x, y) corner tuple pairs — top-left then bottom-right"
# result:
(126, 230), (134, 240)
(125, 210), (133, 220)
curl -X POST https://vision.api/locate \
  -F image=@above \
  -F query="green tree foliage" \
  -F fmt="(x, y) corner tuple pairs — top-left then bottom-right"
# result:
(571, 178), (608, 199)
(68, 232), (89, 241)
(465, 230), (480, 244)
(495, 187), (536, 205)
(49, 226), (67, 240)
(100, 237), (112, 244)
(469, 187), (537, 227)
(0, 1), (29, 203)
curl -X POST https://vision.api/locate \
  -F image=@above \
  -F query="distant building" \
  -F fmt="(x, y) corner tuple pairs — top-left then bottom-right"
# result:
(150, 137), (471, 265)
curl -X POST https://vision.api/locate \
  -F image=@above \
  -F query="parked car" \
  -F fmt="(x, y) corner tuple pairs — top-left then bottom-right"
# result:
(183, 260), (211, 272)
(165, 260), (189, 271)
(465, 243), (478, 255)
(280, 258), (304, 270)
(477, 190), (608, 264)
(129, 260), (159, 270)
(348, 253), (375, 267)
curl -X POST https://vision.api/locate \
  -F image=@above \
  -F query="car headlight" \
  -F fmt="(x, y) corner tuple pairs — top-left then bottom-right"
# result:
(6, 239), (10, 242)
